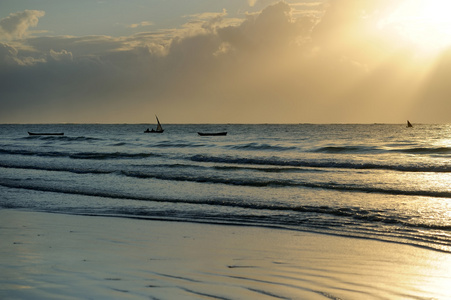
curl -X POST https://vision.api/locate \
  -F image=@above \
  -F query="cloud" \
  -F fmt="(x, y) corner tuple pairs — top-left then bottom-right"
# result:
(248, 0), (258, 7)
(218, 2), (310, 53)
(0, 43), (18, 65)
(49, 49), (73, 62)
(0, 42), (46, 66)
(1, 2), (451, 123)
(0, 3), (314, 122)
(127, 21), (154, 29)
(290, 1), (325, 17)
(0, 10), (45, 40)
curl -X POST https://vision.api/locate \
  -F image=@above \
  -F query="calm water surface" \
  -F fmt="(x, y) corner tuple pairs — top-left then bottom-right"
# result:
(1, 124), (450, 253)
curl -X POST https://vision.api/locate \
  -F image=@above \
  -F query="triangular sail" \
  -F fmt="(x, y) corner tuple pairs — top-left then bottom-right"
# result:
(407, 120), (413, 128)
(156, 115), (163, 131)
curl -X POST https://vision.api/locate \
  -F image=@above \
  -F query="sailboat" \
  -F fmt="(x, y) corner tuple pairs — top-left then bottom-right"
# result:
(144, 115), (164, 133)
(406, 120), (413, 128)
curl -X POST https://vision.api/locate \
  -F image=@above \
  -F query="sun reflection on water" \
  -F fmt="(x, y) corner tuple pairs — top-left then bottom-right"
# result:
(416, 250), (451, 298)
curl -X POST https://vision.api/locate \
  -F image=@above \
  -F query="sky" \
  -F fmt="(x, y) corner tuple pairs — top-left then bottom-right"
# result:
(2, 0), (451, 124)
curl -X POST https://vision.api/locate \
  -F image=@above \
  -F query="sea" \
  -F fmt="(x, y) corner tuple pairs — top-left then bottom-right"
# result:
(1, 123), (450, 253)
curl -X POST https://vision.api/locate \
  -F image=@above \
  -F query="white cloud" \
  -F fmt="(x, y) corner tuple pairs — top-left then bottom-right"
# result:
(0, 10), (45, 40)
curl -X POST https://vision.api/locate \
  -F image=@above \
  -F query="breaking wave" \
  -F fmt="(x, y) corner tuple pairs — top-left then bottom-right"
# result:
(190, 154), (451, 173)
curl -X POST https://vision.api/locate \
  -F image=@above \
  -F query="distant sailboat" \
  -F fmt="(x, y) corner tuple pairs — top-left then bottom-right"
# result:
(407, 120), (413, 128)
(144, 115), (164, 133)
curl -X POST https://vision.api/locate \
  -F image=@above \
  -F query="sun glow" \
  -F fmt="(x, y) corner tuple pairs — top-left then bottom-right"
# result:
(379, 0), (451, 56)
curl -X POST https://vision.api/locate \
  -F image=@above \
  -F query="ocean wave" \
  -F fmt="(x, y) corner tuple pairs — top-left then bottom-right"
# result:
(117, 170), (451, 198)
(0, 148), (66, 158)
(2, 180), (449, 233)
(26, 135), (102, 142)
(313, 146), (382, 153)
(397, 147), (451, 154)
(120, 171), (285, 187)
(189, 154), (451, 172)
(152, 141), (207, 148)
(2, 181), (449, 253)
(151, 163), (321, 173)
(310, 145), (451, 156)
(0, 148), (157, 160)
(0, 162), (324, 178)
(69, 152), (155, 160)
(212, 165), (324, 173)
(0, 162), (113, 175)
(2, 159), (449, 198)
(229, 142), (297, 151)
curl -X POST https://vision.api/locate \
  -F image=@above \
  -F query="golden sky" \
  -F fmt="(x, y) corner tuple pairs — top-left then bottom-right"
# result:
(1, 0), (451, 123)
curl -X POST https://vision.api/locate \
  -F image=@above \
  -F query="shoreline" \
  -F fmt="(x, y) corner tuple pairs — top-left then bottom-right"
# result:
(1, 209), (450, 299)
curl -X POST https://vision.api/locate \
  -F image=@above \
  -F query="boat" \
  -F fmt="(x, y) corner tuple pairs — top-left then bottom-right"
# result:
(198, 132), (227, 136)
(28, 132), (64, 136)
(407, 120), (413, 128)
(144, 115), (164, 133)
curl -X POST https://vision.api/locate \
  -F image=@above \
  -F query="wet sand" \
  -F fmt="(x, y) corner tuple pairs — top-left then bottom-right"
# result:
(1, 209), (450, 299)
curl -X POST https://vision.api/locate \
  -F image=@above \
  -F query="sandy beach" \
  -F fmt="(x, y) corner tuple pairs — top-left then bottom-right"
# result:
(1, 209), (450, 300)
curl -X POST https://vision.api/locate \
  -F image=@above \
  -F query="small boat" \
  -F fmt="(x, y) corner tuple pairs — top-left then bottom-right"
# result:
(198, 132), (227, 136)
(144, 115), (164, 133)
(407, 120), (413, 128)
(28, 132), (64, 136)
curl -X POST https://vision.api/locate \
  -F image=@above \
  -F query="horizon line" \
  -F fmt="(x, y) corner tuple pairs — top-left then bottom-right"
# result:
(0, 122), (445, 125)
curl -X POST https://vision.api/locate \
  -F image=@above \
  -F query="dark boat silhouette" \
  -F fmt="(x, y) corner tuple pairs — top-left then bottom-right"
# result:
(28, 132), (64, 136)
(198, 132), (227, 136)
(144, 115), (164, 133)
(407, 120), (413, 128)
